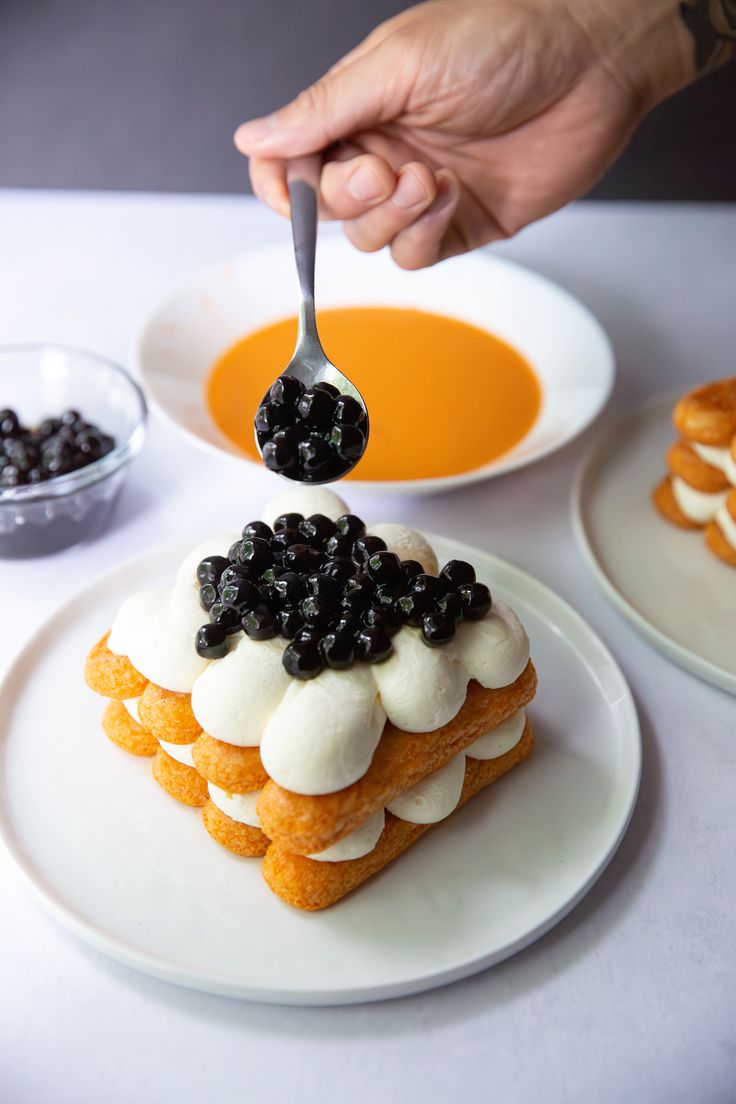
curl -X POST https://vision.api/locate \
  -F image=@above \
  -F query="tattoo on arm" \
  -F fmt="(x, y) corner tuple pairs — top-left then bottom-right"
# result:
(679, 1), (736, 72)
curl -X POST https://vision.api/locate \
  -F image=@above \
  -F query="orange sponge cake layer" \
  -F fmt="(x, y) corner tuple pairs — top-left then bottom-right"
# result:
(257, 661), (536, 856)
(101, 699), (158, 757)
(202, 800), (270, 857)
(191, 733), (269, 793)
(138, 683), (202, 744)
(666, 439), (729, 492)
(152, 746), (209, 807)
(263, 720), (534, 910)
(673, 377), (736, 446)
(84, 634), (148, 699)
(652, 476), (702, 529)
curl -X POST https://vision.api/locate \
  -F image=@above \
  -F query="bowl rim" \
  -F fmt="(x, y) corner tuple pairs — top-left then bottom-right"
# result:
(135, 240), (616, 495)
(0, 342), (148, 505)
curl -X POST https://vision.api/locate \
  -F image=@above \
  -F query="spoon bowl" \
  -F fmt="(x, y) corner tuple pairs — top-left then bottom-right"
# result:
(254, 155), (369, 485)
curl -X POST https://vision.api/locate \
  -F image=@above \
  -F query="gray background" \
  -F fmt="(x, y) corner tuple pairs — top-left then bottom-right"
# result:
(1, 0), (735, 199)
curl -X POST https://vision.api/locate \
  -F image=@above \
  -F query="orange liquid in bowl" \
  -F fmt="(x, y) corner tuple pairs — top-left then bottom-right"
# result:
(206, 307), (541, 481)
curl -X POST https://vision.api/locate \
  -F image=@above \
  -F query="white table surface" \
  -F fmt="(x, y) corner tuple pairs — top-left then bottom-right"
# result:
(0, 191), (734, 1104)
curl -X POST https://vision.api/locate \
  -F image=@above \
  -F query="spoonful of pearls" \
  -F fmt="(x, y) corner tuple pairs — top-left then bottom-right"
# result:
(254, 155), (369, 484)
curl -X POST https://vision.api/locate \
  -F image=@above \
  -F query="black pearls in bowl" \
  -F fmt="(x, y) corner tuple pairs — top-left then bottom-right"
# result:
(193, 515), (493, 678)
(255, 375), (368, 483)
(0, 346), (147, 560)
(0, 406), (115, 489)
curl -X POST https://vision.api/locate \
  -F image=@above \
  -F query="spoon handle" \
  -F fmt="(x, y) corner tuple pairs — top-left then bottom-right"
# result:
(287, 155), (322, 350)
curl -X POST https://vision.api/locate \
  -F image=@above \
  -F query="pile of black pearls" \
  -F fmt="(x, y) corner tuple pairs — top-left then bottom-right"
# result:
(194, 512), (492, 680)
(0, 407), (115, 488)
(255, 376), (368, 482)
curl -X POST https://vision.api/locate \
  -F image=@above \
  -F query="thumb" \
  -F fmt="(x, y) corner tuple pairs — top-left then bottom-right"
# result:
(234, 42), (402, 157)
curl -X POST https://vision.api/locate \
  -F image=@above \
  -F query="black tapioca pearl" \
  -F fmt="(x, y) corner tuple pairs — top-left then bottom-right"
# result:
(195, 623), (229, 659)
(421, 613), (456, 647)
(366, 550), (402, 585)
(333, 395), (366, 427)
(196, 555), (230, 587)
(458, 582), (492, 620)
(439, 559), (476, 589)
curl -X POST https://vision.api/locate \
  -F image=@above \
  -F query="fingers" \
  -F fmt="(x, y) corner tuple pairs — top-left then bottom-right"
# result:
(320, 154), (398, 219)
(389, 170), (462, 269)
(248, 156), (290, 218)
(249, 151), (398, 221)
(249, 155), (464, 271)
(342, 162), (438, 253)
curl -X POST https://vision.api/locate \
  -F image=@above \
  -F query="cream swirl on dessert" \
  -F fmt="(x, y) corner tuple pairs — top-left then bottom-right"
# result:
(191, 635), (291, 747)
(465, 708), (527, 759)
(386, 752), (466, 823)
(259, 664), (387, 794)
(308, 810), (386, 862)
(122, 697), (141, 723)
(107, 533), (237, 693)
(306, 709), (528, 861)
(207, 783), (262, 827)
(671, 476), (728, 525)
(159, 739), (196, 767)
(252, 597), (527, 795)
(727, 450), (736, 487)
(104, 487), (530, 797)
(370, 599), (527, 731)
(690, 441), (736, 485)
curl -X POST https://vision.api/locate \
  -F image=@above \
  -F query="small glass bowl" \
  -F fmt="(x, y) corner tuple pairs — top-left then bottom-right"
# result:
(0, 345), (147, 558)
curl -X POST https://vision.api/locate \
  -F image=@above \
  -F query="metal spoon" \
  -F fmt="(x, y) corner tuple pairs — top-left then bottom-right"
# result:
(254, 154), (369, 483)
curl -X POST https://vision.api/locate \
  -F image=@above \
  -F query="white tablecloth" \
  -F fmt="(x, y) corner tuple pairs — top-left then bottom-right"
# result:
(0, 191), (733, 1104)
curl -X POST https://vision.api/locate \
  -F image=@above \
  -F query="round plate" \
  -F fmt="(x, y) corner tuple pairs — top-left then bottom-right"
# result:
(573, 392), (736, 695)
(136, 238), (614, 494)
(0, 535), (639, 1005)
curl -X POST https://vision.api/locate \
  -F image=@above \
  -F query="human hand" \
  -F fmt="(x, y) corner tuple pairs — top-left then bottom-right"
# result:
(235, 0), (692, 268)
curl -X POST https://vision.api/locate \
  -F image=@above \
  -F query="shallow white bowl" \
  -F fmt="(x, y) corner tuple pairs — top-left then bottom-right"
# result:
(136, 238), (614, 494)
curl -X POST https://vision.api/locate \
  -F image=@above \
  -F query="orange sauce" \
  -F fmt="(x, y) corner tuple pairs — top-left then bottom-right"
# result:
(206, 307), (541, 481)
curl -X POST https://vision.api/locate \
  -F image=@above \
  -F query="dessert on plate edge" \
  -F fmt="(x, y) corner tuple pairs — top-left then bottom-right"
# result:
(653, 376), (736, 567)
(84, 486), (537, 910)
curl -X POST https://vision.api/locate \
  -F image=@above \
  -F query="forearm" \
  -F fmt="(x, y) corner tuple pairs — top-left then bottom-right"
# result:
(566, 0), (734, 110)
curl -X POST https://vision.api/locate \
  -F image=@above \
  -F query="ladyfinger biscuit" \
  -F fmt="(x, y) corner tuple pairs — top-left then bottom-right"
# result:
(673, 377), (736, 446)
(704, 520), (736, 566)
(101, 699), (158, 757)
(263, 719), (534, 911)
(152, 746), (209, 807)
(84, 633), (149, 699)
(652, 476), (701, 529)
(138, 683), (202, 745)
(201, 800), (270, 857)
(666, 440), (729, 493)
(191, 733), (269, 793)
(257, 660), (537, 856)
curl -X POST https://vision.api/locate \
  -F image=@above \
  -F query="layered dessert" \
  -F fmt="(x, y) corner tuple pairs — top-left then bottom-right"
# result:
(84, 487), (537, 909)
(653, 377), (736, 567)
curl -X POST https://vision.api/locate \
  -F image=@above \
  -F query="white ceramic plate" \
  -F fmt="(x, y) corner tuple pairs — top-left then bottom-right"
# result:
(136, 238), (614, 493)
(0, 535), (639, 1005)
(573, 392), (736, 695)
